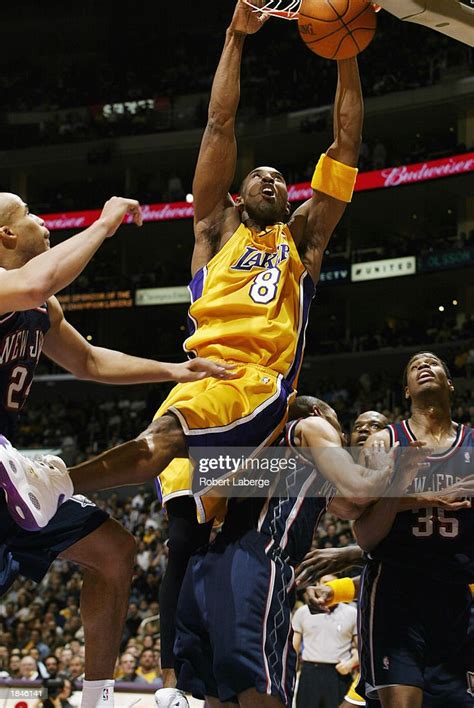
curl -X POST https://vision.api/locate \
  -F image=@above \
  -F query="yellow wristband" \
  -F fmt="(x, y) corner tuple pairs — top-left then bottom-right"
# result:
(470, 583), (474, 596)
(325, 577), (356, 606)
(311, 153), (358, 203)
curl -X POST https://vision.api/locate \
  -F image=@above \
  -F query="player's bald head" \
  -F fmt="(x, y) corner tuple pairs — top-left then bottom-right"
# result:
(289, 395), (345, 445)
(0, 193), (23, 224)
(289, 395), (329, 420)
(350, 410), (389, 447)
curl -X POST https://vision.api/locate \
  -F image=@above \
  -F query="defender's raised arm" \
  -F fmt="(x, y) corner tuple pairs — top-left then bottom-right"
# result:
(0, 196), (142, 316)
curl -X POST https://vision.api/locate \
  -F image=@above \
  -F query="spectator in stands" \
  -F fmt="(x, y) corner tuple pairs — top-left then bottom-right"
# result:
(124, 603), (142, 642)
(134, 649), (163, 687)
(14, 622), (29, 649)
(141, 635), (156, 651)
(136, 541), (151, 572)
(45, 655), (60, 678)
(68, 655), (85, 682)
(2, 602), (17, 630)
(0, 645), (9, 671)
(337, 532), (352, 548)
(19, 656), (39, 681)
(321, 522), (339, 547)
(58, 678), (75, 708)
(59, 647), (73, 674)
(25, 629), (50, 660)
(115, 652), (140, 683)
(9, 654), (21, 678)
(124, 642), (141, 660)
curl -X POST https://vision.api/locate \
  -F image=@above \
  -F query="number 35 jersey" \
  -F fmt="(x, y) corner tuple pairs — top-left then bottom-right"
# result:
(370, 420), (474, 584)
(184, 222), (315, 387)
(0, 306), (50, 442)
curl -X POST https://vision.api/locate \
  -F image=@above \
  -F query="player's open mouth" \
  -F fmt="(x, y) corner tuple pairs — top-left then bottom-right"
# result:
(417, 371), (435, 382)
(261, 187), (276, 199)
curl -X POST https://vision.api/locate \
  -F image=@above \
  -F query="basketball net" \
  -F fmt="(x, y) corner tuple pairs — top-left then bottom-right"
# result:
(243, 0), (301, 20)
(243, 0), (382, 20)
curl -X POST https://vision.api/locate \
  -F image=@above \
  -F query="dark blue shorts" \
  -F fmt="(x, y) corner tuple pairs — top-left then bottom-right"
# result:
(422, 604), (474, 707)
(357, 561), (472, 704)
(174, 529), (297, 706)
(0, 492), (108, 595)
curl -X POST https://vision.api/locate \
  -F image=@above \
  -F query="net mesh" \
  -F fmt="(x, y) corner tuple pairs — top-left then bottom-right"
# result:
(243, 1), (382, 19)
(243, 0), (302, 20)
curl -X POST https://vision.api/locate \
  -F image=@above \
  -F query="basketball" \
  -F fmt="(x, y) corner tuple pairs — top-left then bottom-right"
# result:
(298, 0), (377, 60)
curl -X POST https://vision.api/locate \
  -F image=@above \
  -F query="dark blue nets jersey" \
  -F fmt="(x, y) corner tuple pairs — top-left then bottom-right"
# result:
(0, 305), (50, 442)
(223, 419), (333, 566)
(370, 420), (474, 584)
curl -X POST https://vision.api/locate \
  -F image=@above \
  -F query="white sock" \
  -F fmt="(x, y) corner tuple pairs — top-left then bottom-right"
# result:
(81, 679), (115, 708)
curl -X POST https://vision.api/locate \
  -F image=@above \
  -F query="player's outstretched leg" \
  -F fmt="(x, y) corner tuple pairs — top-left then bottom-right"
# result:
(59, 518), (136, 708)
(0, 415), (186, 530)
(69, 414), (187, 493)
(378, 686), (423, 708)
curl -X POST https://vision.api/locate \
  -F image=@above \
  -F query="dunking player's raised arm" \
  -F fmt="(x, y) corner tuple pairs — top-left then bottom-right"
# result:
(191, 0), (267, 275)
(289, 58), (363, 283)
(0, 196), (142, 316)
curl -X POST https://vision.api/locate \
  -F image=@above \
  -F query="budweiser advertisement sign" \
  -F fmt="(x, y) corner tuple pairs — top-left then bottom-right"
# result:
(41, 151), (474, 232)
(360, 152), (474, 189)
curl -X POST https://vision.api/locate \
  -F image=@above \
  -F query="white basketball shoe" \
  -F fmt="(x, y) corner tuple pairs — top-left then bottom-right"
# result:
(154, 688), (189, 708)
(0, 435), (73, 530)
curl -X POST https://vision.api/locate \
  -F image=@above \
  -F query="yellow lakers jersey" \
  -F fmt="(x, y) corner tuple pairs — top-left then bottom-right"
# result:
(184, 222), (315, 386)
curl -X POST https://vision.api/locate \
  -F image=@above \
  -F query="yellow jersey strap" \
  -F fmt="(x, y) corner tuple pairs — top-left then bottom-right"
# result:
(311, 153), (358, 203)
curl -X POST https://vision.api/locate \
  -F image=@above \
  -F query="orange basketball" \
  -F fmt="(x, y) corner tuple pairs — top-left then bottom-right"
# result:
(298, 0), (377, 60)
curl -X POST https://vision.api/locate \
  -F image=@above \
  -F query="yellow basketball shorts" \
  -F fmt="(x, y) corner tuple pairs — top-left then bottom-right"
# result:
(345, 675), (365, 706)
(156, 457), (193, 506)
(153, 363), (294, 522)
